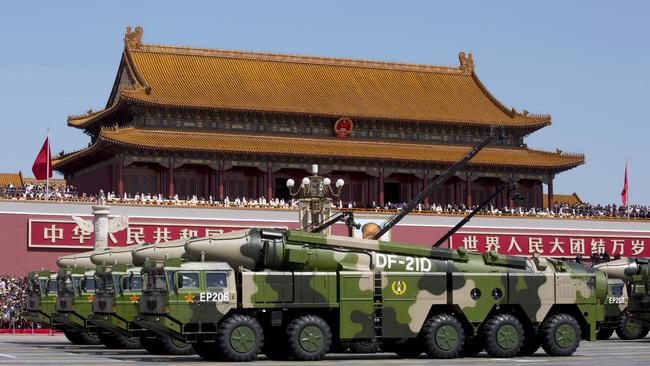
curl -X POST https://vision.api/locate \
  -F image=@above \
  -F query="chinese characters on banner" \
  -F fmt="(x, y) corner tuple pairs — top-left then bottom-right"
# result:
(450, 233), (650, 257)
(29, 219), (254, 249)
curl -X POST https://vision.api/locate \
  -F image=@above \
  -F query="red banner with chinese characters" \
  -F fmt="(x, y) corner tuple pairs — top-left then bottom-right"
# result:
(28, 219), (265, 249)
(450, 232), (650, 257)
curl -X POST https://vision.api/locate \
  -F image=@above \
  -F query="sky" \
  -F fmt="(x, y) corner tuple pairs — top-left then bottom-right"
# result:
(0, 1), (648, 204)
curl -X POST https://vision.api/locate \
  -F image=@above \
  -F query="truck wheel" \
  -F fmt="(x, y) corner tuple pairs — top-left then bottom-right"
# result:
(616, 313), (643, 340)
(97, 329), (141, 349)
(483, 314), (524, 358)
(140, 336), (164, 354)
(350, 341), (379, 353)
(141, 335), (193, 355)
(596, 328), (614, 340)
(421, 313), (465, 359)
(517, 335), (540, 356)
(393, 340), (423, 358)
(540, 314), (581, 356)
(193, 340), (222, 361)
(64, 329), (102, 345)
(639, 328), (650, 338)
(286, 315), (332, 361)
(460, 336), (483, 357)
(216, 314), (264, 362)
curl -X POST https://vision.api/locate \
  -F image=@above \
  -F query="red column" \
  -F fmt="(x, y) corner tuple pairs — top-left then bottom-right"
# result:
(266, 163), (273, 201)
(547, 175), (554, 209)
(117, 156), (124, 196)
(167, 160), (175, 198)
(423, 172), (429, 205)
(378, 169), (384, 205)
(218, 162), (224, 200)
(465, 172), (472, 207)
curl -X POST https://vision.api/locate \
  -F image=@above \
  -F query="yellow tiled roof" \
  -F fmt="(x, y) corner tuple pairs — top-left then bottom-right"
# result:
(543, 193), (583, 208)
(0, 172), (23, 187)
(54, 127), (584, 172)
(69, 28), (550, 129)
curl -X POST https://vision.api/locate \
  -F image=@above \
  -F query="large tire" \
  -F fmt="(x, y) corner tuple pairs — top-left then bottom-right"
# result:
(540, 314), (581, 356)
(392, 340), (424, 358)
(517, 335), (541, 356)
(192, 340), (222, 361)
(460, 336), (483, 357)
(639, 328), (650, 339)
(483, 314), (524, 358)
(97, 329), (141, 349)
(421, 313), (465, 359)
(596, 328), (615, 340)
(64, 329), (102, 345)
(141, 335), (193, 355)
(214, 314), (263, 362)
(350, 341), (380, 353)
(286, 315), (331, 361)
(616, 313), (643, 340)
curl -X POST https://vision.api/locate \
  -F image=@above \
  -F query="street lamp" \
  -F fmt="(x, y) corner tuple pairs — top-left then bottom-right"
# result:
(287, 164), (345, 233)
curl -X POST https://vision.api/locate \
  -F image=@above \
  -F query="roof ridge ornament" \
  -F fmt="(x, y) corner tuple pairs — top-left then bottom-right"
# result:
(458, 51), (475, 73)
(124, 26), (144, 49)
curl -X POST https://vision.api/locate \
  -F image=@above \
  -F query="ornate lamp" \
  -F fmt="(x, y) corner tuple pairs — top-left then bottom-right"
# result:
(287, 164), (345, 233)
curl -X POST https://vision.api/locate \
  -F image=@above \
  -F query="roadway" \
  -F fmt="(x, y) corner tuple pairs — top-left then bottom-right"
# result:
(0, 334), (650, 365)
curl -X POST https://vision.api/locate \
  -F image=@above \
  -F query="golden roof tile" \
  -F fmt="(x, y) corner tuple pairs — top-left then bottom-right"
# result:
(69, 27), (551, 129)
(54, 127), (583, 172)
(0, 172), (24, 187)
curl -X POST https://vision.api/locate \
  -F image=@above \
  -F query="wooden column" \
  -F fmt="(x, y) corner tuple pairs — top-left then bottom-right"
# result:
(423, 172), (429, 205)
(378, 169), (384, 205)
(167, 159), (175, 198)
(218, 161), (224, 200)
(547, 175), (554, 209)
(266, 163), (273, 201)
(465, 172), (472, 207)
(117, 156), (124, 196)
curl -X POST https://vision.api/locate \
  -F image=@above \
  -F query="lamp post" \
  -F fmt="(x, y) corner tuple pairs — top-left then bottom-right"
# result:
(287, 164), (345, 234)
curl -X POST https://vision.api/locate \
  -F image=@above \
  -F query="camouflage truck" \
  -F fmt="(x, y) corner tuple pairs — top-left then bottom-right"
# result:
(25, 270), (57, 330)
(87, 245), (142, 349)
(596, 258), (650, 339)
(128, 239), (196, 355)
(51, 266), (101, 345)
(134, 228), (607, 362)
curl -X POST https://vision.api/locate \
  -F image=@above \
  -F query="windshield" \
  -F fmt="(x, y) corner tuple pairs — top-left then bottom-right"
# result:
(47, 279), (58, 294)
(143, 268), (168, 293)
(123, 273), (142, 291)
(84, 277), (96, 291)
(38, 279), (47, 294)
(94, 273), (114, 294)
(57, 275), (75, 295)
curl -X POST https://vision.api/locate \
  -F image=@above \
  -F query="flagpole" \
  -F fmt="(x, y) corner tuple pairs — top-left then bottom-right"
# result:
(627, 160), (630, 220)
(46, 128), (50, 199)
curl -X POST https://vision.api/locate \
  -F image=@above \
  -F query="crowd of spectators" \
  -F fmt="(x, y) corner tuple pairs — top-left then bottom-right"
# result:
(0, 275), (33, 330)
(1, 183), (649, 220)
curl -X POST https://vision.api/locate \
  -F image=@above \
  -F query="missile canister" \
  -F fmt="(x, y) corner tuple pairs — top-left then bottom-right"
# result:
(132, 238), (198, 266)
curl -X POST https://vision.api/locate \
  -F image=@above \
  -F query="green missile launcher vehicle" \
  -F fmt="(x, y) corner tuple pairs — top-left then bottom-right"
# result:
(132, 228), (607, 362)
(87, 245), (142, 349)
(129, 239), (196, 355)
(595, 258), (650, 339)
(51, 264), (101, 345)
(25, 270), (58, 329)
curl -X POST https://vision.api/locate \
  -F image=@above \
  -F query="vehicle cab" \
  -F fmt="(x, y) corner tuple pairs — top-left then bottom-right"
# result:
(25, 270), (56, 327)
(89, 264), (143, 338)
(136, 259), (236, 342)
(52, 267), (97, 334)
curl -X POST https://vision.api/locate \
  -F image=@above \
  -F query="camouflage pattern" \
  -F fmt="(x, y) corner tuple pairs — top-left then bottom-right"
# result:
(599, 258), (650, 333)
(133, 227), (609, 359)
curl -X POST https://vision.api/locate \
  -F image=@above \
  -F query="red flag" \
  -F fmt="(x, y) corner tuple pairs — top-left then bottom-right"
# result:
(621, 161), (628, 207)
(32, 137), (52, 180)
